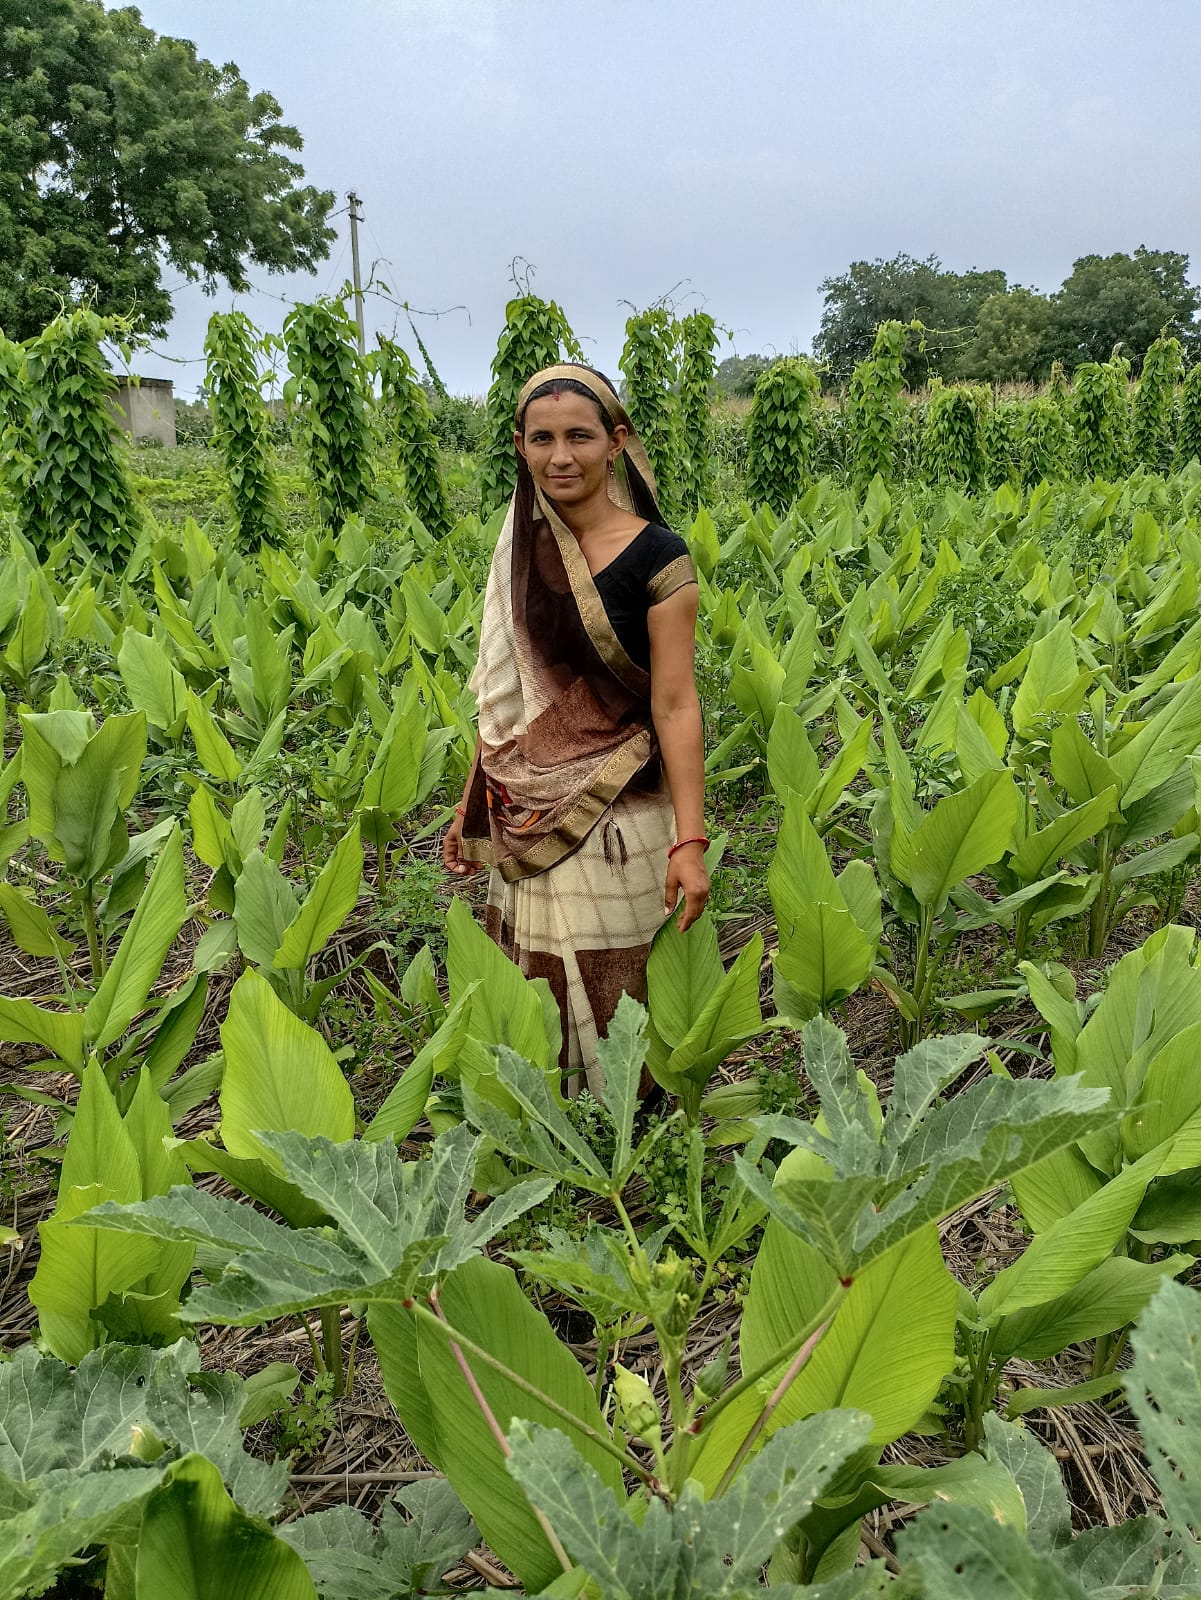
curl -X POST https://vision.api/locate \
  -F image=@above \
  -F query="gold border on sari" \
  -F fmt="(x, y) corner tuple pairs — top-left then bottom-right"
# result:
(648, 553), (699, 605)
(463, 728), (653, 882)
(533, 484), (653, 700)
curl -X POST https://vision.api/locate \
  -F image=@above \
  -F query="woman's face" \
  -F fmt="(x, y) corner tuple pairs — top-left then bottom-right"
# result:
(516, 392), (625, 506)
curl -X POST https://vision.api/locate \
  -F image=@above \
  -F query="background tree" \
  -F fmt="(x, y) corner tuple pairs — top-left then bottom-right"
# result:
(0, 0), (335, 340)
(713, 352), (773, 396)
(955, 287), (1054, 384)
(1046, 248), (1200, 371)
(813, 253), (1006, 387)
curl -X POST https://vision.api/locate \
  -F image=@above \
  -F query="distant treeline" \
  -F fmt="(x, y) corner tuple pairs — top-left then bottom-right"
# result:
(718, 248), (1200, 394)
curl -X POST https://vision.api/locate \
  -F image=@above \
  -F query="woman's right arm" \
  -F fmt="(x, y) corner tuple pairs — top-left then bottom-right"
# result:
(442, 741), (482, 876)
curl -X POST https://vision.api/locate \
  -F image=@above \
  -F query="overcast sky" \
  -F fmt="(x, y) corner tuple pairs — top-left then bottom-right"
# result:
(134, 0), (1201, 398)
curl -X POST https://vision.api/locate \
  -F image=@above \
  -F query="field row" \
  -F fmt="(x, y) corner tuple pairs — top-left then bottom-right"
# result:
(4, 460), (1201, 1591)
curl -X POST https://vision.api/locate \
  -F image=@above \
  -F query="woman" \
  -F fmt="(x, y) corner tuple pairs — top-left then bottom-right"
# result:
(442, 363), (709, 1095)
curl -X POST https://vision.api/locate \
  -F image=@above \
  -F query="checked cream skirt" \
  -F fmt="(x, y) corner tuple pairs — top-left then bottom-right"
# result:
(484, 782), (674, 1095)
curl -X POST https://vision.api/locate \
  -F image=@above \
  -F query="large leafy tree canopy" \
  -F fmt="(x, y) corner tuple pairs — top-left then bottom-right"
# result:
(813, 253), (1008, 387)
(957, 287), (1055, 385)
(1047, 247), (1201, 369)
(0, 0), (336, 340)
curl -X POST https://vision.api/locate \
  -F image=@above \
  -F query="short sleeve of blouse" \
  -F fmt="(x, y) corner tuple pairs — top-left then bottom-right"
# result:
(644, 527), (697, 605)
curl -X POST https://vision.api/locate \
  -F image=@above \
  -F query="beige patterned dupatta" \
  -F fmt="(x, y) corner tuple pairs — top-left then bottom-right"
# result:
(462, 365), (677, 881)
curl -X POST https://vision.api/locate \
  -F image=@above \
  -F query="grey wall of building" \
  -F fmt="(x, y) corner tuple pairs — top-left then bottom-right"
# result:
(110, 377), (176, 448)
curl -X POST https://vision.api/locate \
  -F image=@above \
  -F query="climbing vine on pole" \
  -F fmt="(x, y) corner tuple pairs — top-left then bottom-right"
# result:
(846, 319), (907, 489)
(1131, 332), (1183, 473)
(21, 308), (142, 564)
(1073, 356), (1130, 481)
(676, 311), (718, 513)
(1021, 397), (1074, 486)
(0, 333), (36, 534)
(620, 306), (680, 524)
(921, 382), (985, 488)
(980, 398), (1025, 490)
(745, 356), (821, 511)
(204, 310), (286, 550)
(1178, 362), (1201, 467)
(375, 337), (452, 538)
(480, 294), (582, 519)
(283, 296), (374, 529)
(814, 402), (849, 480)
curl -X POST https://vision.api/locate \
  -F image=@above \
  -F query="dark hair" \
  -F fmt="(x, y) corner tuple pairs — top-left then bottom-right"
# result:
(517, 370), (618, 435)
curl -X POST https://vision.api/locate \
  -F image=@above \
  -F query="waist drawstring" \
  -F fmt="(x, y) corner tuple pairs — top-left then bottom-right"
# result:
(602, 812), (628, 869)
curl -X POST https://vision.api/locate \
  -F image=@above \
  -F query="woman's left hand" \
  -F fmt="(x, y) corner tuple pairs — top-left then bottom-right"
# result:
(665, 845), (710, 932)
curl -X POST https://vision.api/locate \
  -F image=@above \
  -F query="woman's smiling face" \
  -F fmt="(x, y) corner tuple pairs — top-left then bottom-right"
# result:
(516, 391), (621, 505)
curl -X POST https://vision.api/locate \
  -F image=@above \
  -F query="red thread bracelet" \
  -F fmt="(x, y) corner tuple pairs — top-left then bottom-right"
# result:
(668, 835), (709, 860)
(454, 805), (466, 818)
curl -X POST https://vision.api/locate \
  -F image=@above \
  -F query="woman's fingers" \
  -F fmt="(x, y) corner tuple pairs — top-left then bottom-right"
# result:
(677, 885), (707, 932)
(443, 825), (477, 877)
(664, 866), (681, 918)
(666, 861), (709, 932)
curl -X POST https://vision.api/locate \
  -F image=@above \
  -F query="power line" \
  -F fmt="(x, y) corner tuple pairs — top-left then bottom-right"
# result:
(138, 348), (207, 366)
(245, 283), (296, 306)
(319, 235), (351, 297)
(365, 286), (471, 324)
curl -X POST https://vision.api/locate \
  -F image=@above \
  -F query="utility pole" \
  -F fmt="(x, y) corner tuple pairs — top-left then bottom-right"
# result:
(347, 190), (366, 356)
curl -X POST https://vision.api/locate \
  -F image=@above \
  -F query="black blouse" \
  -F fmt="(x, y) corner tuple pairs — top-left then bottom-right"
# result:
(592, 522), (694, 671)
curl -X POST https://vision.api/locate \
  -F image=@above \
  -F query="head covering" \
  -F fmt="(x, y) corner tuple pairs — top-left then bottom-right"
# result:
(514, 364), (659, 517)
(461, 365), (675, 880)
